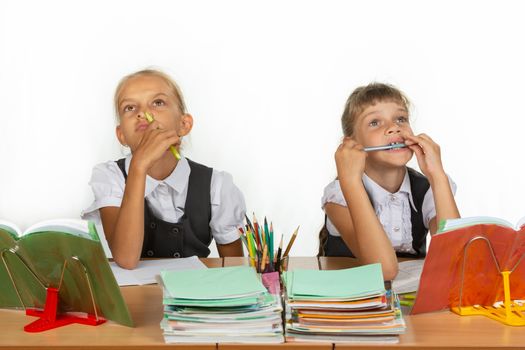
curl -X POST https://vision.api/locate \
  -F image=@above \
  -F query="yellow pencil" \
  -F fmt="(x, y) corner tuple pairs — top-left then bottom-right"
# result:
(246, 231), (254, 259)
(144, 112), (181, 160)
(282, 226), (300, 258)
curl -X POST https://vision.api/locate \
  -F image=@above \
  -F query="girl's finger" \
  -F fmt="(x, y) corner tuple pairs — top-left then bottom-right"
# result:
(340, 140), (358, 149)
(409, 145), (426, 171)
(415, 134), (438, 148)
(406, 135), (431, 150)
(408, 144), (424, 157)
(146, 120), (162, 130)
(162, 132), (181, 145)
(402, 134), (420, 145)
(417, 133), (433, 141)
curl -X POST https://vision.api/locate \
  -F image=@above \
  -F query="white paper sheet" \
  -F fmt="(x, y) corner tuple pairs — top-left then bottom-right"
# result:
(110, 256), (207, 286)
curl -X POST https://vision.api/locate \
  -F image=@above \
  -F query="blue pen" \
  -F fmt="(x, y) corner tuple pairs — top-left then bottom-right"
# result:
(363, 143), (407, 152)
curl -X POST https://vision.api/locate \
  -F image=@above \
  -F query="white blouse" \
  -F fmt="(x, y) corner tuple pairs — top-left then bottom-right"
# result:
(321, 169), (456, 254)
(82, 155), (246, 246)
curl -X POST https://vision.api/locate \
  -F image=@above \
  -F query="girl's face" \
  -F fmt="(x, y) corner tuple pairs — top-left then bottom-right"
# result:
(115, 75), (190, 151)
(354, 101), (414, 168)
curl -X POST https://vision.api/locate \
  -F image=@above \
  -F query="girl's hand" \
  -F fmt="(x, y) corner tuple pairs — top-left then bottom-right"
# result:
(131, 120), (181, 172)
(403, 133), (446, 181)
(335, 137), (367, 183)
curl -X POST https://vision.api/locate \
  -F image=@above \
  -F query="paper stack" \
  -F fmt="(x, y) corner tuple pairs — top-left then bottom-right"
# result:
(283, 263), (406, 343)
(160, 265), (284, 344)
(392, 259), (424, 294)
(110, 256), (207, 286)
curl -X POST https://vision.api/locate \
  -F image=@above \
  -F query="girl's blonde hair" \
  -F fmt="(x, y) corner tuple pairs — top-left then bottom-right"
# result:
(113, 69), (187, 119)
(341, 82), (410, 137)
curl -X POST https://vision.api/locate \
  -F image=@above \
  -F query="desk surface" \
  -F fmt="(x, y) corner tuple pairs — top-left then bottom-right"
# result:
(1, 257), (524, 349)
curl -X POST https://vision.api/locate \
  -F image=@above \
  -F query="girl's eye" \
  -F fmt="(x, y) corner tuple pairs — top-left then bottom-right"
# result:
(152, 99), (166, 107)
(123, 105), (135, 113)
(396, 116), (408, 124)
(369, 119), (379, 127)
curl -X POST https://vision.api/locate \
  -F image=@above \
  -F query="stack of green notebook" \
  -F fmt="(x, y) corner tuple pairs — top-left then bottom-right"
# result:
(159, 265), (284, 344)
(283, 263), (406, 343)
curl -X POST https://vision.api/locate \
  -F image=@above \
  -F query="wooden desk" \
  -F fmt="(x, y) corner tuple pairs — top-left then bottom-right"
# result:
(2, 257), (525, 349)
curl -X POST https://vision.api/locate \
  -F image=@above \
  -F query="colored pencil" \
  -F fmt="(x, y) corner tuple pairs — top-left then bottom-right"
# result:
(144, 112), (181, 160)
(275, 233), (284, 272)
(253, 213), (263, 247)
(243, 213), (298, 273)
(269, 221), (274, 264)
(260, 244), (268, 273)
(282, 226), (300, 257)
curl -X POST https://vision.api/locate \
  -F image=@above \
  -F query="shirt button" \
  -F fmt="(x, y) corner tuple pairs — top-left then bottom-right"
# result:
(393, 227), (400, 232)
(173, 252), (181, 258)
(171, 227), (180, 234)
(150, 222), (157, 229)
(390, 195), (396, 201)
(147, 250), (154, 257)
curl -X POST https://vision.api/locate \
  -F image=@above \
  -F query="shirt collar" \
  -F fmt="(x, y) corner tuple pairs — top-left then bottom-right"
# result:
(362, 168), (417, 212)
(125, 154), (190, 197)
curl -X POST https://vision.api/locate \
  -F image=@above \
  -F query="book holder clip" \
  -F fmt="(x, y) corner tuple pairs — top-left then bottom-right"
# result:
(451, 236), (525, 326)
(1, 247), (106, 332)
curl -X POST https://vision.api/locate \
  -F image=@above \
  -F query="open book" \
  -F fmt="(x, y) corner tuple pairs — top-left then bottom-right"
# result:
(438, 216), (525, 232)
(412, 216), (525, 314)
(392, 259), (424, 295)
(0, 219), (133, 327)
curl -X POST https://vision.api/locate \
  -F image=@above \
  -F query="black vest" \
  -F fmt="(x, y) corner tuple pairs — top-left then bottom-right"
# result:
(322, 167), (431, 258)
(116, 158), (213, 258)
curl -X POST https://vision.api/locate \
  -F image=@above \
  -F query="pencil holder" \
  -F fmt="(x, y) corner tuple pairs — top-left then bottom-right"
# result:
(279, 256), (289, 273)
(240, 212), (299, 275)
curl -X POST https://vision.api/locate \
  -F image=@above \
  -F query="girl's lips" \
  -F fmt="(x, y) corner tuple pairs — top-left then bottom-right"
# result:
(136, 123), (149, 131)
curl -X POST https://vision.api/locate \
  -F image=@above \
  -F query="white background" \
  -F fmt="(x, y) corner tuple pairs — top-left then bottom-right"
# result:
(1, 0), (524, 256)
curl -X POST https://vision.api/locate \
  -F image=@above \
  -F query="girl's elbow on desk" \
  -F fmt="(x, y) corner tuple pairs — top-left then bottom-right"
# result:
(112, 251), (141, 270)
(381, 262), (399, 281)
(358, 254), (398, 280)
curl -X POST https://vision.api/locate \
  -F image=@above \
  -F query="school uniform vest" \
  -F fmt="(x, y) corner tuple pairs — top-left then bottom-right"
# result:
(116, 158), (213, 258)
(322, 167), (430, 258)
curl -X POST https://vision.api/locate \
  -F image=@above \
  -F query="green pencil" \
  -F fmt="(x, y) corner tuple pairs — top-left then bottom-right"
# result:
(144, 112), (181, 160)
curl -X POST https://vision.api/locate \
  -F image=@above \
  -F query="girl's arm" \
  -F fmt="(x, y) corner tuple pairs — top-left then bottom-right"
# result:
(100, 162), (147, 269)
(101, 123), (180, 269)
(217, 239), (244, 257)
(209, 171), (246, 258)
(427, 173), (459, 234)
(404, 133), (460, 234)
(328, 138), (398, 280)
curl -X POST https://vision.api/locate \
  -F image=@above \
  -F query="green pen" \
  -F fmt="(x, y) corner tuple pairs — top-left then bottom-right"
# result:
(144, 112), (181, 160)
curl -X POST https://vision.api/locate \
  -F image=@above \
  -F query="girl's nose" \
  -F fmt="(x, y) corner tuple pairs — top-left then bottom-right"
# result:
(386, 124), (401, 134)
(137, 112), (145, 119)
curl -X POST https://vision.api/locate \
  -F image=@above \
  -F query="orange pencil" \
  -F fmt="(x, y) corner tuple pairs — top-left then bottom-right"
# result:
(253, 213), (263, 247)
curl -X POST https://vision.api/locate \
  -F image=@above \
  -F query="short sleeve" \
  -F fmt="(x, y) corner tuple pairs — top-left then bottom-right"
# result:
(81, 161), (126, 224)
(321, 180), (348, 209)
(209, 170), (246, 245)
(421, 174), (457, 228)
(320, 180), (348, 237)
